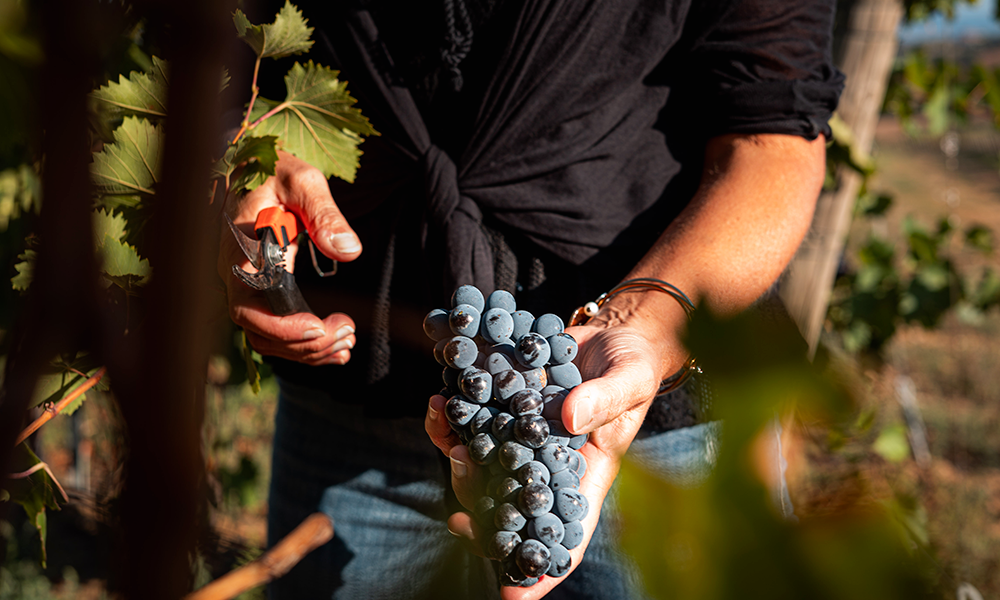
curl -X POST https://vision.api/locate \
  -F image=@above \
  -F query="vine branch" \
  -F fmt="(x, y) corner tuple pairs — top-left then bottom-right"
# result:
(230, 55), (263, 145)
(184, 513), (334, 600)
(15, 366), (107, 446)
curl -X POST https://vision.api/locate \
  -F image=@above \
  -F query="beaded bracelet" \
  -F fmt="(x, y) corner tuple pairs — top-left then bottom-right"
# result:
(568, 278), (700, 394)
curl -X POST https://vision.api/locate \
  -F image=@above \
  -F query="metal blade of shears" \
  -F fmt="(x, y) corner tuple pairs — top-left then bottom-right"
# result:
(225, 213), (263, 270)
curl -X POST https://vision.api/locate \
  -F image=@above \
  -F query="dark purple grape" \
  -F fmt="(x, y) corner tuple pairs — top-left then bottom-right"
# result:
(510, 310), (534, 342)
(471, 406), (499, 435)
(423, 308), (451, 341)
(554, 489), (589, 522)
(433, 338), (450, 366)
(442, 367), (459, 389)
(481, 308), (514, 344)
(495, 502), (527, 531)
(485, 343), (516, 374)
(521, 367), (548, 391)
(516, 332), (551, 368)
(498, 441), (534, 472)
(509, 389), (543, 417)
(570, 448), (588, 477)
(491, 412), (516, 442)
(496, 476), (523, 504)
(517, 460), (551, 487)
(541, 385), (567, 402)
(459, 366), (492, 404)
(487, 290), (516, 312)
(515, 539), (551, 578)
(562, 520), (584, 549)
(486, 474), (507, 498)
(514, 415), (550, 449)
(475, 495), (497, 526)
(536, 443), (571, 474)
(452, 285), (485, 312)
(532, 313), (564, 337)
(547, 544), (572, 577)
(500, 557), (529, 587)
(443, 336), (477, 369)
(568, 431), (589, 450)
(547, 362), (582, 389)
(547, 332), (578, 364)
(546, 420), (571, 446)
(468, 432), (499, 465)
(445, 395), (478, 426)
(450, 304), (481, 338)
(550, 468), (581, 491)
(528, 513), (565, 547)
(488, 530), (521, 561)
(518, 482), (555, 518)
(494, 370), (525, 404)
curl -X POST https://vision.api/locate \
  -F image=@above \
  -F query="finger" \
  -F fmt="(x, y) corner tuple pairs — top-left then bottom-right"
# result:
(426, 395), (461, 455)
(561, 361), (659, 436)
(448, 445), (481, 511)
(229, 284), (331, 342)
(446, 512), (487, 558)
(274, 154), (363, 262)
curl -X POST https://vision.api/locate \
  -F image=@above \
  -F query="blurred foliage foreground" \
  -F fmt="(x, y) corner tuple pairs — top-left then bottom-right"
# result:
(619, 307), (941, 600)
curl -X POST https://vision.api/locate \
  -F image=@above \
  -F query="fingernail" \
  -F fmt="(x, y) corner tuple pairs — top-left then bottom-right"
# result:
(450, 456), (468, 479)
(428, 401), (440, 421)
(331, 337), (354, 353)
(447, 525), (461, 537)
(334, 325), (355, 340)
(326, 231), (361, 254)
(571, 396), (594, 433)
(302, 328), (325, 341)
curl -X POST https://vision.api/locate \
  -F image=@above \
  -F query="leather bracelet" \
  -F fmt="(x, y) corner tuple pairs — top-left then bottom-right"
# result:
(569, 277), (700, 394)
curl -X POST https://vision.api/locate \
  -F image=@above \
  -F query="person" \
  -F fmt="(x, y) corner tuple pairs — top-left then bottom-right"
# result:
(219, 0), (843, 598)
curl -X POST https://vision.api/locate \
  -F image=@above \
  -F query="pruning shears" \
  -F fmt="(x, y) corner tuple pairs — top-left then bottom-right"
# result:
(226, 206), (336, 316)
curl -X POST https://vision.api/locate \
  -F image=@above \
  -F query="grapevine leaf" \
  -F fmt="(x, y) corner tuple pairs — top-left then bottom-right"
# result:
(965, 224), (994, 254)
(210, 144), (238, 181)
(98, 234), (151, 285)
(249, 61), (377, 182)
(233, 1), (314, 59)
(11, 249), (35, 291)
(0, 489), (9, 502)
(93, 208), (127, 243)
(873, 423), (911, 463)
(6, 444), (64, 568)
(231, 135), (279, 194)
(91, 116), (163, 196)
(31, 355), (105, 409)
(91, 56), (170, 123)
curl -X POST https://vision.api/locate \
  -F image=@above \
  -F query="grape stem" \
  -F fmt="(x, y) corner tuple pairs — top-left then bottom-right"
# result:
(15, 366), (107, 446)
(183, 512), (334, 600)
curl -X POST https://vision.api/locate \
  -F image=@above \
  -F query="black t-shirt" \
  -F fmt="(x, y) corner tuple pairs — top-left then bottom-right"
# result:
(264, 0), (844, 414)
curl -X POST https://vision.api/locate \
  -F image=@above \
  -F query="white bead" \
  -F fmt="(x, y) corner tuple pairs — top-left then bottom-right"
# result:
(583, 302), (599, 317)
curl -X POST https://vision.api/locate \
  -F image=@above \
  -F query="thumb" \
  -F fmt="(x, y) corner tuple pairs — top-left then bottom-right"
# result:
(274, 154), (363, 262)
(561, 362), (659, 436)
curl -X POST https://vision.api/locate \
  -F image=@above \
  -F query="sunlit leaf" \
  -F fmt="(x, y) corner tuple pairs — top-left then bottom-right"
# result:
(98, 234), (151, 284)
(248, 61), (376, 183)
(93, 208), (127, 243)
(91, 116), (163, 196)
(873, 423), (911, 463)
(233, 1), (314, 59)
(91, 56), (169, 123)
(11, 249), (34, 291)
(214, 135), (280, 195)
(5, 445), (64, 568)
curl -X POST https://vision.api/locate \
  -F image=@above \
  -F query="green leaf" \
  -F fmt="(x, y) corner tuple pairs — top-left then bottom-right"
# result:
(6, 445), (65, 568)
(91, 116), (163, 196)
(91, 56), (170, 122)
(859, 193), (893, 217)
(11, 249), (34, 291)
(873, 423), (911, 463)
(233, 1), (314, 59)
(249, 61), (377, 183)
(214, 135), (281, 195)
(31, 355), (105, 409)
(965, 224), (993, 254)
(98, 234), (151, 284)
(92, 208), (127, 243)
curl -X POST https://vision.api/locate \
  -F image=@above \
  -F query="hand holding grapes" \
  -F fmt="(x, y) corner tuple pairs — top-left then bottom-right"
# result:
(425, 290), (689, 598)
(219, 152), (362, 366)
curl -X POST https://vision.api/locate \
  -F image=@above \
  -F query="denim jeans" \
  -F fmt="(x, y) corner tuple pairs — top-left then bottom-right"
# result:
(267, 377), (723, 599)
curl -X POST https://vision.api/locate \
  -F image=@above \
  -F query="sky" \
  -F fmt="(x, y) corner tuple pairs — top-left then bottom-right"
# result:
(898, 0), (1000, 44)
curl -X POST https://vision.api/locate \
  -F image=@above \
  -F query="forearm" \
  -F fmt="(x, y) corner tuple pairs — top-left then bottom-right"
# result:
(593, 133), (826, 377)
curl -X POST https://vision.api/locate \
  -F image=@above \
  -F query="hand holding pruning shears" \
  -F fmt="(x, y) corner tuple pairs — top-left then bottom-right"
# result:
(219, 151), (361, 366)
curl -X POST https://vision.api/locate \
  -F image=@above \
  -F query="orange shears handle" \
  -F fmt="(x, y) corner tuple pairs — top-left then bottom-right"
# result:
(254, 206), (301, 248)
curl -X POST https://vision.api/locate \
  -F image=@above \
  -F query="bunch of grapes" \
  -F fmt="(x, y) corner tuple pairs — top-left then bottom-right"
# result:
(424, 285), (590, 587)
